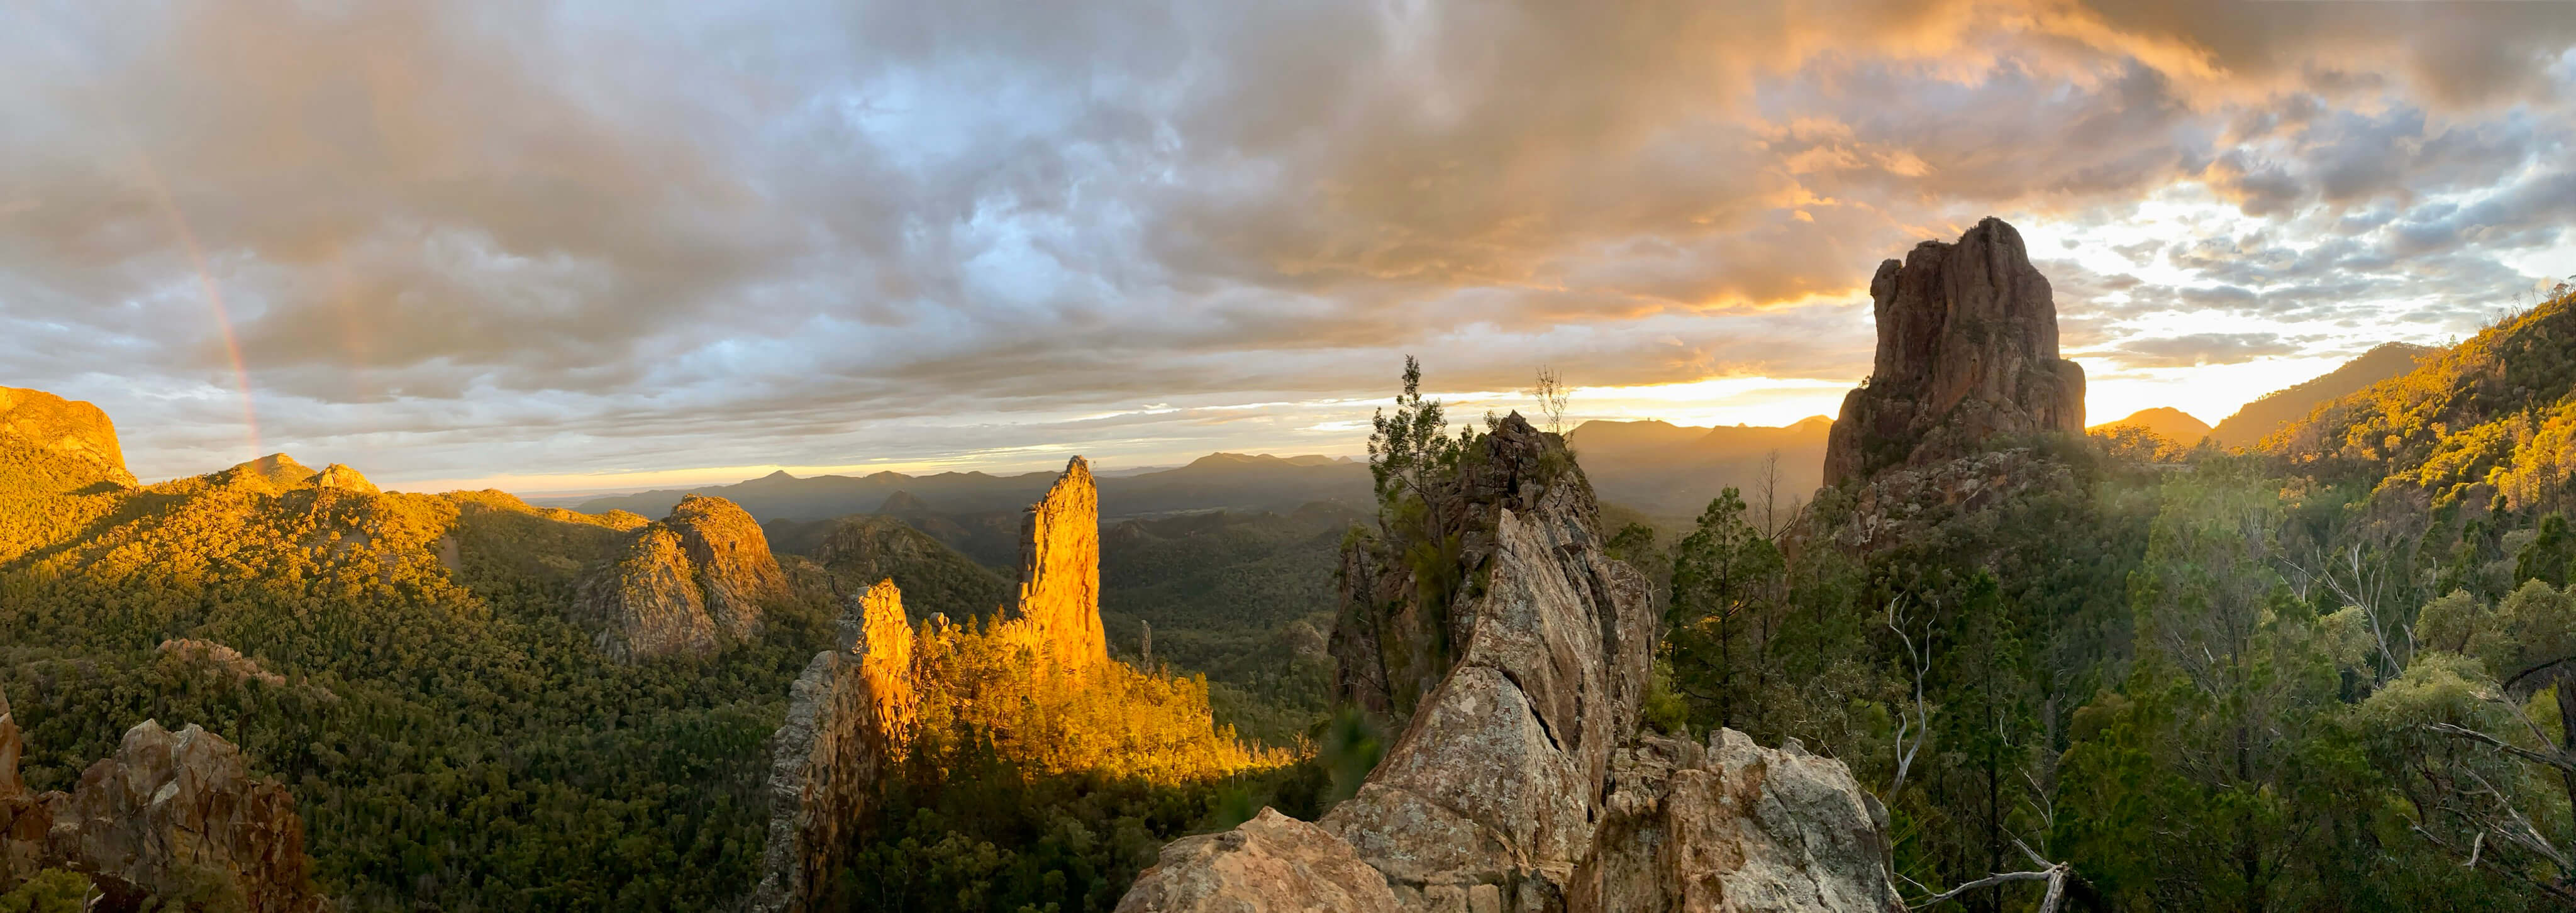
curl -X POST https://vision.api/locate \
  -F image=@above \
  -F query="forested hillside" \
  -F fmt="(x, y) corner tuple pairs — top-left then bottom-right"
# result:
(1650, 287), (2576, 910)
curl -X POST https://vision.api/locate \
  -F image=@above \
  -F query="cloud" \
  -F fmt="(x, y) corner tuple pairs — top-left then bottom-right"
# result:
(2107, 332), (2301, 367)
(0, 1), (2568, 483)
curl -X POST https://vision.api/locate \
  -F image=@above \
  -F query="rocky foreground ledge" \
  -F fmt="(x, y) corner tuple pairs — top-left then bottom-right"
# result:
(1118, 415), (1901, 912)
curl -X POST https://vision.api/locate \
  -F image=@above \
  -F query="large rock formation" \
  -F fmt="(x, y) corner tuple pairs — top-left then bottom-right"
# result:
(575, 494), (787, 661)
(1822, 218), (2085, 487)
(747, 580), (919, 913)
(1, 685), (325, 912)
(998, 457), (1106, 670)
(1125, 415), (1902, 912)
(0, 386), (135, 494)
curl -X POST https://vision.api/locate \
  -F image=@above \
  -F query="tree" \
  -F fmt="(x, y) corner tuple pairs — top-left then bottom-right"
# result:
(1527, 367), (1570, 436)
(1665, 489), (1785, 731)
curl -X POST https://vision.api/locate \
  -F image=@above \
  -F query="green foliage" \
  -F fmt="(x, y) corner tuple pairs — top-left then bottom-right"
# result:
(0, 870), (90, 913)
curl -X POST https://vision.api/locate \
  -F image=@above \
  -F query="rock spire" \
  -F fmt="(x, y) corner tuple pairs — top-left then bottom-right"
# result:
(1001, 456), (1106, 669)
(1822, 217), (2085, 487)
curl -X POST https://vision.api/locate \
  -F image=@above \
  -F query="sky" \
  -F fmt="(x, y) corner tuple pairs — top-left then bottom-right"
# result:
(2, 1), (2573, 494)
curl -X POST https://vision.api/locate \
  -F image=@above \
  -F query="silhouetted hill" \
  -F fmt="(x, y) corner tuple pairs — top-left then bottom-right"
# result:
(1566, 415), (1831, 518)
(2210, 343), (2435, 449)
(2090, 407), (2211, 444)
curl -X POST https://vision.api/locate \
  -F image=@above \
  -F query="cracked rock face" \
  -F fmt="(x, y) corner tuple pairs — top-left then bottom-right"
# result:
(1119, 415), (1902, 912)
(1822, 218), (2085, 488)
(1, 685), (325, 913)
(747, 580), (918, 913)
(575, 494), (786, 661)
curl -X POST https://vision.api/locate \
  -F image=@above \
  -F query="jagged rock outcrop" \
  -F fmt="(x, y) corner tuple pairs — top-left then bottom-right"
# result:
(747, 580), (919, 913)
(0, 386), (135, 494)
(1822, 218), (2085, 488)
(1, 685), (325, 912)
(997, 457), (1106, 670)
(309, 463), (377, 495)
(1586, 733), (1901, 912)
(574, 494), (786, 661)
(1118, 809), (1400, 913)
(1121, 415), (1902, 912)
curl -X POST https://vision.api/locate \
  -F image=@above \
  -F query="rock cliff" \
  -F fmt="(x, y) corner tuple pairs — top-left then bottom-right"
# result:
(1821, 218), (2085, 487)
(1123, 415), (1902, 912)
(747, 580), (919, 913)
(575, 494), (786, 661)
(1, 685), (325, 912)
(998, 457), (1106, 670)
(0, 386), (135, 494)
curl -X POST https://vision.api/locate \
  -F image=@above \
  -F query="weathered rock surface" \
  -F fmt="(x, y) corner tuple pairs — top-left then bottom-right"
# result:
(575, 494), (786, 661)
(999, 457), (1106, 670)
(0, 386), (136, 494)
(1822, 218), (2084, 488)
(1586, 732), (1902, 912)
(1118, 809), (1399, 913)
(1, 685), (325, 912)
(1123, 414), (1902, 912)
(748, 580), (918, 913)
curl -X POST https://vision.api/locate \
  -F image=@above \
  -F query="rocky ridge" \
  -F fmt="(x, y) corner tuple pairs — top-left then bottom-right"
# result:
(1, 684), (325, 912)
(747, 580), (918, 913)
(574, 494), (787, 661)
(1822, 218), (2084, 488)
(0, 386), (135, 494)
(1123, 415), (1902, 912)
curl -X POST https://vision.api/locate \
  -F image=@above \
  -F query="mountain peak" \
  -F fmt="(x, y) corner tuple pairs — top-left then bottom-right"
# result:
(2090, 406), (2212, 443)
(0, 385), (136, 494)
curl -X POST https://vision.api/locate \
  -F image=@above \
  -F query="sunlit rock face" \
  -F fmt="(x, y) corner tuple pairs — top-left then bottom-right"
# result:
(999, 456), (1106, 670)
(1822, 217), (2085, 488)
(0, 386), (135, 494)
(1126, 414), (1902, 912)
(1, 685), (325, 912)
(748, 580), (920, 913)
(575, 494), (786, 661)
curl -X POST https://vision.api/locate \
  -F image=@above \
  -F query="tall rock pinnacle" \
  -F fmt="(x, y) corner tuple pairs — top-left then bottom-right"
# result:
(1005, 456), (1106, 668)
(1822, 218), (2085, 487)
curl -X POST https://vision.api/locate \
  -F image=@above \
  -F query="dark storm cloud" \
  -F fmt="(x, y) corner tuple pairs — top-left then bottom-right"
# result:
(0, 0), (2570, 482)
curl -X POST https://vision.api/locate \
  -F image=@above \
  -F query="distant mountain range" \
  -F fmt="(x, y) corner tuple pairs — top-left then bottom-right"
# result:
(573, 451), (1368, 521)
(1564, 416), (1833, 521)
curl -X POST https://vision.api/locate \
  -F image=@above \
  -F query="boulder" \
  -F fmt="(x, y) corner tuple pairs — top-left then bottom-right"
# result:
(1822, 218), (2085, 488)
(1, 685), (324, 912)
(1117, 809), (1399, 913)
